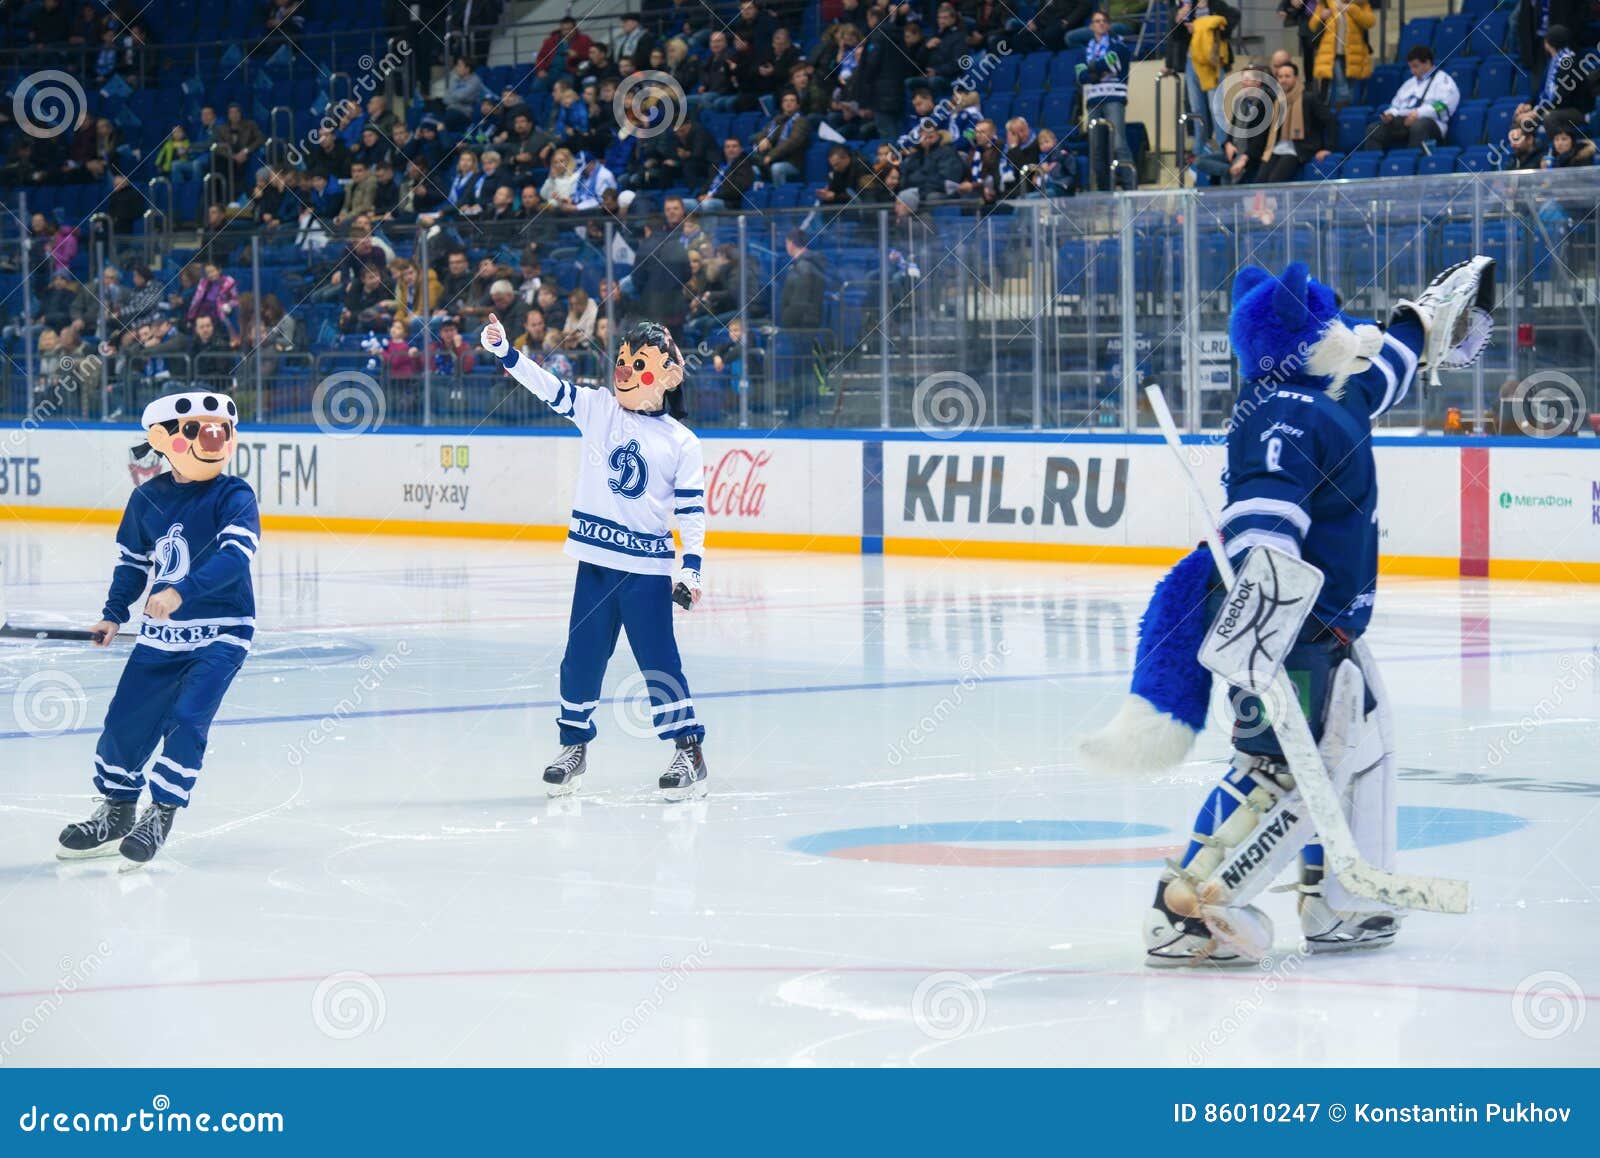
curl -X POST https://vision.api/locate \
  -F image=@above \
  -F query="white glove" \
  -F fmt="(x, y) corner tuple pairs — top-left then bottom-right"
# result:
(671, 566), (702, 610)
(480, 311), (510, 357)
(1391, 256), (1495, 384)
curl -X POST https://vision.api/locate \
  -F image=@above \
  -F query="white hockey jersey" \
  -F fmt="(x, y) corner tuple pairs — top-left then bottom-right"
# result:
(498, 348), (706, 577)
(1384, 67), (1461, 128)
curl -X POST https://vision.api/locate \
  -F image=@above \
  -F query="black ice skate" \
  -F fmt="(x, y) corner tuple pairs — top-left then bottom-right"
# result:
(57, 798), (137, 860)
(118, 801), (178, 868)
(659, 736), (708, 802)
(543, 744), (588, 796)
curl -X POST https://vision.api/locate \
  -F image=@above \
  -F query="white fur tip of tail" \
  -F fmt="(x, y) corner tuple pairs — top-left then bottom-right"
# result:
(1077, 696), (1199, 776)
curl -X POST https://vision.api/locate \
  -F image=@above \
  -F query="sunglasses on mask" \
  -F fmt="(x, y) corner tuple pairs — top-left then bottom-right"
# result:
(160, 418), (235, 441)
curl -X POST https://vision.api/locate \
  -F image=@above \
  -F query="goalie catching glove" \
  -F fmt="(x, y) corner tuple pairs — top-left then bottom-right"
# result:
(1390, 255), (1495, 384)
(672, 567), (702, 610)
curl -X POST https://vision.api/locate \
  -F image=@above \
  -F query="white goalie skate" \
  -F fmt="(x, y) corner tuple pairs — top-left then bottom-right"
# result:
(1145, 870), (1271, 968)
(1296, 864), (1400, 955)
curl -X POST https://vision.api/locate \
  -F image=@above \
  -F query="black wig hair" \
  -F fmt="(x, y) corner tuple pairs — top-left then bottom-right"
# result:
(623, 320), (689, 419)
(624, 320), (683, 367)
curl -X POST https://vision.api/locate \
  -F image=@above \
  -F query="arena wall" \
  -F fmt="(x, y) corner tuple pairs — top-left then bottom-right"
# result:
(2, 425), (1597, 581)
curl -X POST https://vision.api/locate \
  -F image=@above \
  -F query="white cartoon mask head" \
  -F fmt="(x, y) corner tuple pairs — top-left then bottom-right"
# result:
(140, 392), (239, 481)
(612, 321), (684, 413)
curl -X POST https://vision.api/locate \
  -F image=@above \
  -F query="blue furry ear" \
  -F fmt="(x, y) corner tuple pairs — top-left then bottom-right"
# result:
(1232, 265), (1272, 302)
(1272, 262), (1311, 330)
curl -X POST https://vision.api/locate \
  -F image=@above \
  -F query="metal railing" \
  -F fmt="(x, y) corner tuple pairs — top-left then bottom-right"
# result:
(4, 168), (1598, 436)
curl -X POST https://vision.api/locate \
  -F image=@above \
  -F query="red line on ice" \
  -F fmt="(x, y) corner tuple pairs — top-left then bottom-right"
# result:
(0, 965), (1591, 1005)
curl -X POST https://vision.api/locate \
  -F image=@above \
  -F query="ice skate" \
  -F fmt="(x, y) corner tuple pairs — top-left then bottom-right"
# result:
(659, 737), (707, 802)
(57, 798), (137, 860)
(1298, 864), (1400, 955)
(1144, 872), (1266, 969)
(118, 801), (178, 869)
(543, 744), (587, 796)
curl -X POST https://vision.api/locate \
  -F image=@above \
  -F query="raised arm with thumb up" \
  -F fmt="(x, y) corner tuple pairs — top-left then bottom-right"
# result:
(480, 312), (510, 356)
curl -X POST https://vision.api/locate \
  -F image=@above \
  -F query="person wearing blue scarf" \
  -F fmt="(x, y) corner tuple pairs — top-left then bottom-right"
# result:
(1075, 11), (1135, 188)
(1519, 0), (1582, 74)
(753, 90), (813, 185)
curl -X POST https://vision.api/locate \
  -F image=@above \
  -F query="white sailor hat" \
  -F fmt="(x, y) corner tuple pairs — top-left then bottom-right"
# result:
(140, 390), (239, 429)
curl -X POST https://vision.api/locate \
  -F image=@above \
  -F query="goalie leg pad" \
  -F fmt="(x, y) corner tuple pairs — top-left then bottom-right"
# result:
(1144, 753), (1313, 964)
(1312, 647), (1399, 916)
(1179, 754), (1313, 911)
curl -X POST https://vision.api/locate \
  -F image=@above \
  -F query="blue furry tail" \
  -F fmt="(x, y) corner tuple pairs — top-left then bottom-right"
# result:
(1130, 546), (1219, 732)
(1077, 546), (1221, 775)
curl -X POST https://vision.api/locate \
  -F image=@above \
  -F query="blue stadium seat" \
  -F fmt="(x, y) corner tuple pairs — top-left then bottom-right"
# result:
(1447, 60), (1478, 100)
(730, 111), (764, 142)
(1398, 18), (1438, 55)
(1341, 150), (1382, 180)
(1336, 105), (1373, 151)
(1017, 52), (1053, 93)
(1435, 15), (1475, 57)
(802, 143), (830, 184)
(701, 111), (733, 142)
(1368, 64), (1407, 109)
(984, 94), (1012, 124)
(984, 54), (1020, 95)
(1041, 91), (1078, 133)
(1475, 56), (1519, 101)
(1484, 99), (1525, 146)
(1441, 221), (1509, 269)
(1471, 13), (1512, 59)
(1447, 100), (1488, 146)
(1302, 153), (1344, 181)
(770, 185), (807, 209)
(1460, 0), (1500, 12)
(1457, 145), (1497, 172)
(1418, 145), (1462, 175)
(1010, 93), (1042, 126)
(1047, 52), (1078, 90)
(1380, 149), (1421, 178)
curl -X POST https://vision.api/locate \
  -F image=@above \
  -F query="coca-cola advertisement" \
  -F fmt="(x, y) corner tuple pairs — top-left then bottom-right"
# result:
(706, 447), (772, 520)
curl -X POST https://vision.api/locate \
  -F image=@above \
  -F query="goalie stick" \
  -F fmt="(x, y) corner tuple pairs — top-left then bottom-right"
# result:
(1143, 384), (1470, 915)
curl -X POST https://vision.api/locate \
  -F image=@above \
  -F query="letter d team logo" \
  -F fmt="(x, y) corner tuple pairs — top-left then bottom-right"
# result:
(607, 439), (648, 498)
(152, 524), (191, 586)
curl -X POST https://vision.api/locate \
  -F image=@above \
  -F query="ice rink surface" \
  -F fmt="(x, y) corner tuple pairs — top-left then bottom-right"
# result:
(1, 524), (1597, 1067)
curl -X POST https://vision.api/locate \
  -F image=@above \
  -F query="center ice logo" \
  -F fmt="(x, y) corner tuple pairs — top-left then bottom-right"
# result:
(151, 523), (191, 585)
(607, 439), (648, 499)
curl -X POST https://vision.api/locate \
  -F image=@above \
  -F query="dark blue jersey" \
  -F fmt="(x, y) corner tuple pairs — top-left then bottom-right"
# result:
(102, 472), (260, 654)
(1219, 321), (1423, 638)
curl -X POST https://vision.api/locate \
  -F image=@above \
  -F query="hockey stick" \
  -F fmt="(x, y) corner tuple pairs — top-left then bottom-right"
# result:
(1144, 385), (1470, 915)
(0, 562), (122, 642)
(0, 625), (110, 642)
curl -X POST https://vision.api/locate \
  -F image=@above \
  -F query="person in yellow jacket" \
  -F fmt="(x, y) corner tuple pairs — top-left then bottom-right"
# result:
(1189, 14), (1232, 91)
(1167, 1), (1241, 158)
(1310, 0), (1376, 107)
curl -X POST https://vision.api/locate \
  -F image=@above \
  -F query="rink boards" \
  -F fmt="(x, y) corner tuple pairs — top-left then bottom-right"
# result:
(1, 424), (1597, 580)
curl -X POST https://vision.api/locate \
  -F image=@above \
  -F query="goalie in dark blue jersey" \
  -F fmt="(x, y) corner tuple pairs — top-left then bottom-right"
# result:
(57, 391), (260, 870)
(1081, 257), (1495, 966)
